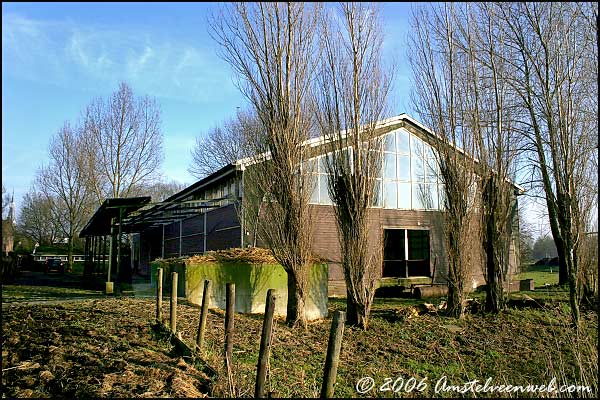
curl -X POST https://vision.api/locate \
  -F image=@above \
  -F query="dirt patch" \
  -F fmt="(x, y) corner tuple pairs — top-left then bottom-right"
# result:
(1, 298), (211, 398)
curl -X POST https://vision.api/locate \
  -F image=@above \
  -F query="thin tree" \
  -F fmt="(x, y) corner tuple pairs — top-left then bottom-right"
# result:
(499, 2), (598, 327)
(37, 122), (91, 272)
(188, 109), (258, 179)
(82, 82), (164, 204)
(409, 3), (480, 318)
(210, 2), (321, 327)
(453, 3), (522, 313)
(313, 3), (391, 329)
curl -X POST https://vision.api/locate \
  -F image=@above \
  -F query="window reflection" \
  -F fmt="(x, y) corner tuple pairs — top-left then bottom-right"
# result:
(384, 153), (396, 179)
(384, 133), (395, 152)
(397, 155), (410, 181)
(398, 182), (411, 209)
(397, 130), (410, 154)
(411, 136), (423, 158)
(384, 181), (397, 208)
(412, 156), (424, 182)
(412, 183), (425, 209)
(319, 174), (332, 205)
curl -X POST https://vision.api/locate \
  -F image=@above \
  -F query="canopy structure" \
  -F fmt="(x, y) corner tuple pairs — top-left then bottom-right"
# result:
(79, 197), (151, 291)
(120, 197), (226, 233)
(79, 197), (152, 237)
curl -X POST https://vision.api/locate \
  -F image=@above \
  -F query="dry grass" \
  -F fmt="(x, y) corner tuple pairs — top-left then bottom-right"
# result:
(168, 295), (598, 398)
(157, 247), (327, 266)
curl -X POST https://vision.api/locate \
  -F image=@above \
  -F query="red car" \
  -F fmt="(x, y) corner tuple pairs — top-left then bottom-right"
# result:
(45, 258), (65, 274)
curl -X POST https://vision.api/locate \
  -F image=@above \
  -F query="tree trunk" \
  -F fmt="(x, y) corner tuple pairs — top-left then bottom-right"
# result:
(446, 280), (464, 318)
(546, 195), (569, 286)
(566, 248), (581, 328)
(484, 222), (504, 313)
(345, 290), (370, 330)
(67, 227), (74, 273)
(286, 272), (306, 328)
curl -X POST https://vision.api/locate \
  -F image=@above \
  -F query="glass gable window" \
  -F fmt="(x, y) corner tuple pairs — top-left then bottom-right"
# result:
(308, 128), (443, 210)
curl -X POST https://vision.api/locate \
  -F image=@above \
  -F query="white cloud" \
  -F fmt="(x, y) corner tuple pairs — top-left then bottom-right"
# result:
(2, 12), (237, 104)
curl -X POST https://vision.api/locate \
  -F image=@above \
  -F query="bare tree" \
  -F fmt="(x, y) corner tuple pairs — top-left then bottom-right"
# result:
(409, 3), (480, 318)
(37, 122), (92, 271)
(312, 3), (391, 330)
(450, 3), (523, 313)
(210, 2), (320, 327)
(188, 109), (258, 179)
(82, 82), (164, 204)
(518, 207), (535, 267)
(498, 2), (598, 327)
(140, 179), (187, 202)
(18, 189), (61, 246)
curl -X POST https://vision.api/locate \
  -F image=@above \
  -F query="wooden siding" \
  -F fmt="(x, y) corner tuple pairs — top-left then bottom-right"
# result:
(308, 204), (522, 296)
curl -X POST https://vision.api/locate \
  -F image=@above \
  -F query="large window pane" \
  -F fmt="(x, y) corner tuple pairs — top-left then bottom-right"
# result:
(411, 136), (423, 158)
(384, 181), (397, 208)
(397, 130), (410, 154)
(417, 183), (436, 209)
(319, 174), (332, 205)
(397, 155), (410, 181)
(412, 183), (425, 209)
(420, 183), (435, 209)
(408, 230), (430, 260)
(318, 155), (327, 173)
(384, 133), (395, 152)
(310, 175), (319, 203)
(412, 156), (425, 182)
(429, 184), (438, 209)
(425, 158), (438, 183)
(438, 183), (446, 210)
(384, 152), (396, 179)
(424, 144), (435, 160)
(398, 182), (411, 209)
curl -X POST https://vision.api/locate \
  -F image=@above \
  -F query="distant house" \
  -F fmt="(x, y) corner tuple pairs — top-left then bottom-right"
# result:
(32, 254), (86, 263)
(80, 114), (521, 296)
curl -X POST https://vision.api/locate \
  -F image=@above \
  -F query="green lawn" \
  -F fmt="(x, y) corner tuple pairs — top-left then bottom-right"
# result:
(516, 262), (560, 288)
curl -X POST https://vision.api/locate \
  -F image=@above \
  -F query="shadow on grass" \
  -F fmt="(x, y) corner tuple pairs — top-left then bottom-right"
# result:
(2, 270), (107, 303)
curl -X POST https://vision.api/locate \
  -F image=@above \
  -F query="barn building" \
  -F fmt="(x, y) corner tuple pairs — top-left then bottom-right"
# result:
(81, 114), (523, 295)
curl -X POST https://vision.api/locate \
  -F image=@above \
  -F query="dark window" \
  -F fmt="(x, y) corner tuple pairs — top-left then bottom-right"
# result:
(383, 229), (430, 278)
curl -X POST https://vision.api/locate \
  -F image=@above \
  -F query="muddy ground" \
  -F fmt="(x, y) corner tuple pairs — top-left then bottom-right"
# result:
(1, 298), (211, 398)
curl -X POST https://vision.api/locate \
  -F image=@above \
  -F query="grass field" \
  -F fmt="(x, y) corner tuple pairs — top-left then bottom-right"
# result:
(515, 262), (560, 287)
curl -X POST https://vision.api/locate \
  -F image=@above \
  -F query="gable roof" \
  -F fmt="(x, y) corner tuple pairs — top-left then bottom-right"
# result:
(235, 113), (525, 193)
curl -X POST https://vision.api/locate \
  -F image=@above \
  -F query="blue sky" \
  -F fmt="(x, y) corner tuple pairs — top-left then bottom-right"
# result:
(2, 2), (414, 214)
(2, 2), (550, 238)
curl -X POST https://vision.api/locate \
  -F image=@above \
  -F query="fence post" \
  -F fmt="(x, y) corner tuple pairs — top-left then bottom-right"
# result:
(224, 282), (235, 371)
(156, 268), (163, 322)
(196, 280), (212, 351)
(320, 310), (346, 398)
(170, 272), (178, 334)
(255, 289), (276, 398)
